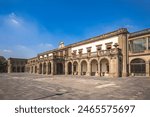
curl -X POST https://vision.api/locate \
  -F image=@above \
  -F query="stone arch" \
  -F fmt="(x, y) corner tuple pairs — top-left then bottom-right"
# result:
(81, 60), (87, 75)
(67, 62), (72, 75)
(100, 58), (109, 76)
(21, 66), (25, 72)
(56, 62), (64, 75)
(129, 57), (147, 63)
(39, 63), (42, 74)
(90, 59), (98, 76)
(130, 58), (146, 76)
(31, 66), (33, 73)
(48, 62), (51, 74)
(73, 61), (78, 75)
(13, 67), (16, 72)
(43, 62), (46, 74)
(35, 66), (37, 73)
(17, 66), (20, 72)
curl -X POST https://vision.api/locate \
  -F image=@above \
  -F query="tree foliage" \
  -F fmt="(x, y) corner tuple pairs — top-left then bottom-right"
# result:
(0, 56), (7, 73)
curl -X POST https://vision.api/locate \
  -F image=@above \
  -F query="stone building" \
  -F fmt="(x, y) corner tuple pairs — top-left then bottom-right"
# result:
(7, 58), (27, 73)
(128, 29), (150, 76)
(7, 28), (150, 77)
(26, 28), (128, 77)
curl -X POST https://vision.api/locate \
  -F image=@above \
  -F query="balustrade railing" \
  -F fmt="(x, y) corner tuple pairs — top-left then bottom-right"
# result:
(68, 48), (121, 59)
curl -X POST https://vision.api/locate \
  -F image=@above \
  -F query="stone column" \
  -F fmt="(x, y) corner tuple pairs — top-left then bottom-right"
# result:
(33, 65), (35, 73)
(46, 62), (49, 75)
(42, 63), (44, 74)
(30, 66), (32, 73)
(118, 33), (128, 77)
(65, 62), (68, 75)
(96, 62), (100, 76)
(78, 62), (81, 75)
(37, 63), (40, 74)
(8, 64), (12, 73)
(109, 59), (113, 77)
(72, 63), (74, 75)
(86, 61), (91, 76)
(146, 61), (150, 77)
(113, 56), (119, 78)
(128, 62), (131, 76)
(51, 61), (54, 75)
(146, 37), (149, 50)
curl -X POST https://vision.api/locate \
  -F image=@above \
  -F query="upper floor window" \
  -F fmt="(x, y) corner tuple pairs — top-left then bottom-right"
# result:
(96, 45), (102, 51)
(86, 47), (91, 52)
(78, 49), (83, 54)
(105, 42), (112, 50)
(73, 50), (77, 55)
(130, 38), (146, 53)
(60, 51), (63, 57)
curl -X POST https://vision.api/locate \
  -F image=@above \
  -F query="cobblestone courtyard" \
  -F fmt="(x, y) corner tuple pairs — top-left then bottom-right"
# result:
(0, 73), (150, 100)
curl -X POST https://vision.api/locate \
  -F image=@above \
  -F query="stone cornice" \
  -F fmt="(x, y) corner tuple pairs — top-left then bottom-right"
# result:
(38, 28), (128, 56)
(129, 28), (150, 38)
(66, 28), (128, 48)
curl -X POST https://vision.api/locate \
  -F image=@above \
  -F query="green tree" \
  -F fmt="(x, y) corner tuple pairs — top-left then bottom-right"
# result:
(0, 56), (7, 73)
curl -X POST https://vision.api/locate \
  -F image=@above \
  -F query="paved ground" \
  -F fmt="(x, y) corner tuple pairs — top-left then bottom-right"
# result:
(0, 73), (150, 100)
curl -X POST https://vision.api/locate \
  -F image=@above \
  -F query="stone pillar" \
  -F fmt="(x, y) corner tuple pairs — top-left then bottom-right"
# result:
(97, 62), (100, 76)
(37, 64), (40, 74)
(33, 65), (35, 73)
(46, 62), (49, 75)
(8, 64), (12, 73)
(41, 63), (44, 74)
(146, 61), (150, 77)
(30, 66), (32, 73)
(72, 63), (74, 75)
(78, 62), (81, 75)
(128, 63), (131, 76)
(115, 56), (119, 77)
(51, 61), (54, 75)
(118, 33), (128, 77)
(109, 59), (114, 77)
(86, 61), (91, 76)
(65, 62), (68, 75)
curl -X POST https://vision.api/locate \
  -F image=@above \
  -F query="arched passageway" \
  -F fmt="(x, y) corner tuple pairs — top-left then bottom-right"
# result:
(91, 59), (98, 76)
(81, 60), (87, 75)
(68, 62), (72, 75)
(21, 66), (25, 72)
(31, 66), (33, 73)
(39, 63), (42, 74)
(13, 67), (16, 72)
(43, 63), (46, 74)
(130, 58), (146, 76)
(35, 66), (37, 73)
(57, 63), (64, 75)
(17, 66), (20, 72)
(100, 58), (109, 76)
(48, 62), (51, 74)
(73, 61), (78, 75)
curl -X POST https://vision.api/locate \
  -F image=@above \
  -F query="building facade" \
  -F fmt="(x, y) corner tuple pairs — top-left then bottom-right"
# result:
(8, 28), (150, 77)
(7, 58), (27, 73)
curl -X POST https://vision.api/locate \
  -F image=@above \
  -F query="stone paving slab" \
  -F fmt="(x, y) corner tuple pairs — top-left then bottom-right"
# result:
(0, 73), (150, 100)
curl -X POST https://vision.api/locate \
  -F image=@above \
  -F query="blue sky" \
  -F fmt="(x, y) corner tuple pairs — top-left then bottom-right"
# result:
(0, 0), (150, 58)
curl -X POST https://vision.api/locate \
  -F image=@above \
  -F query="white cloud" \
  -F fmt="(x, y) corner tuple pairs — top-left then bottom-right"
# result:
(3, 49), (12, 53)
(0, 12), (55, 58)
